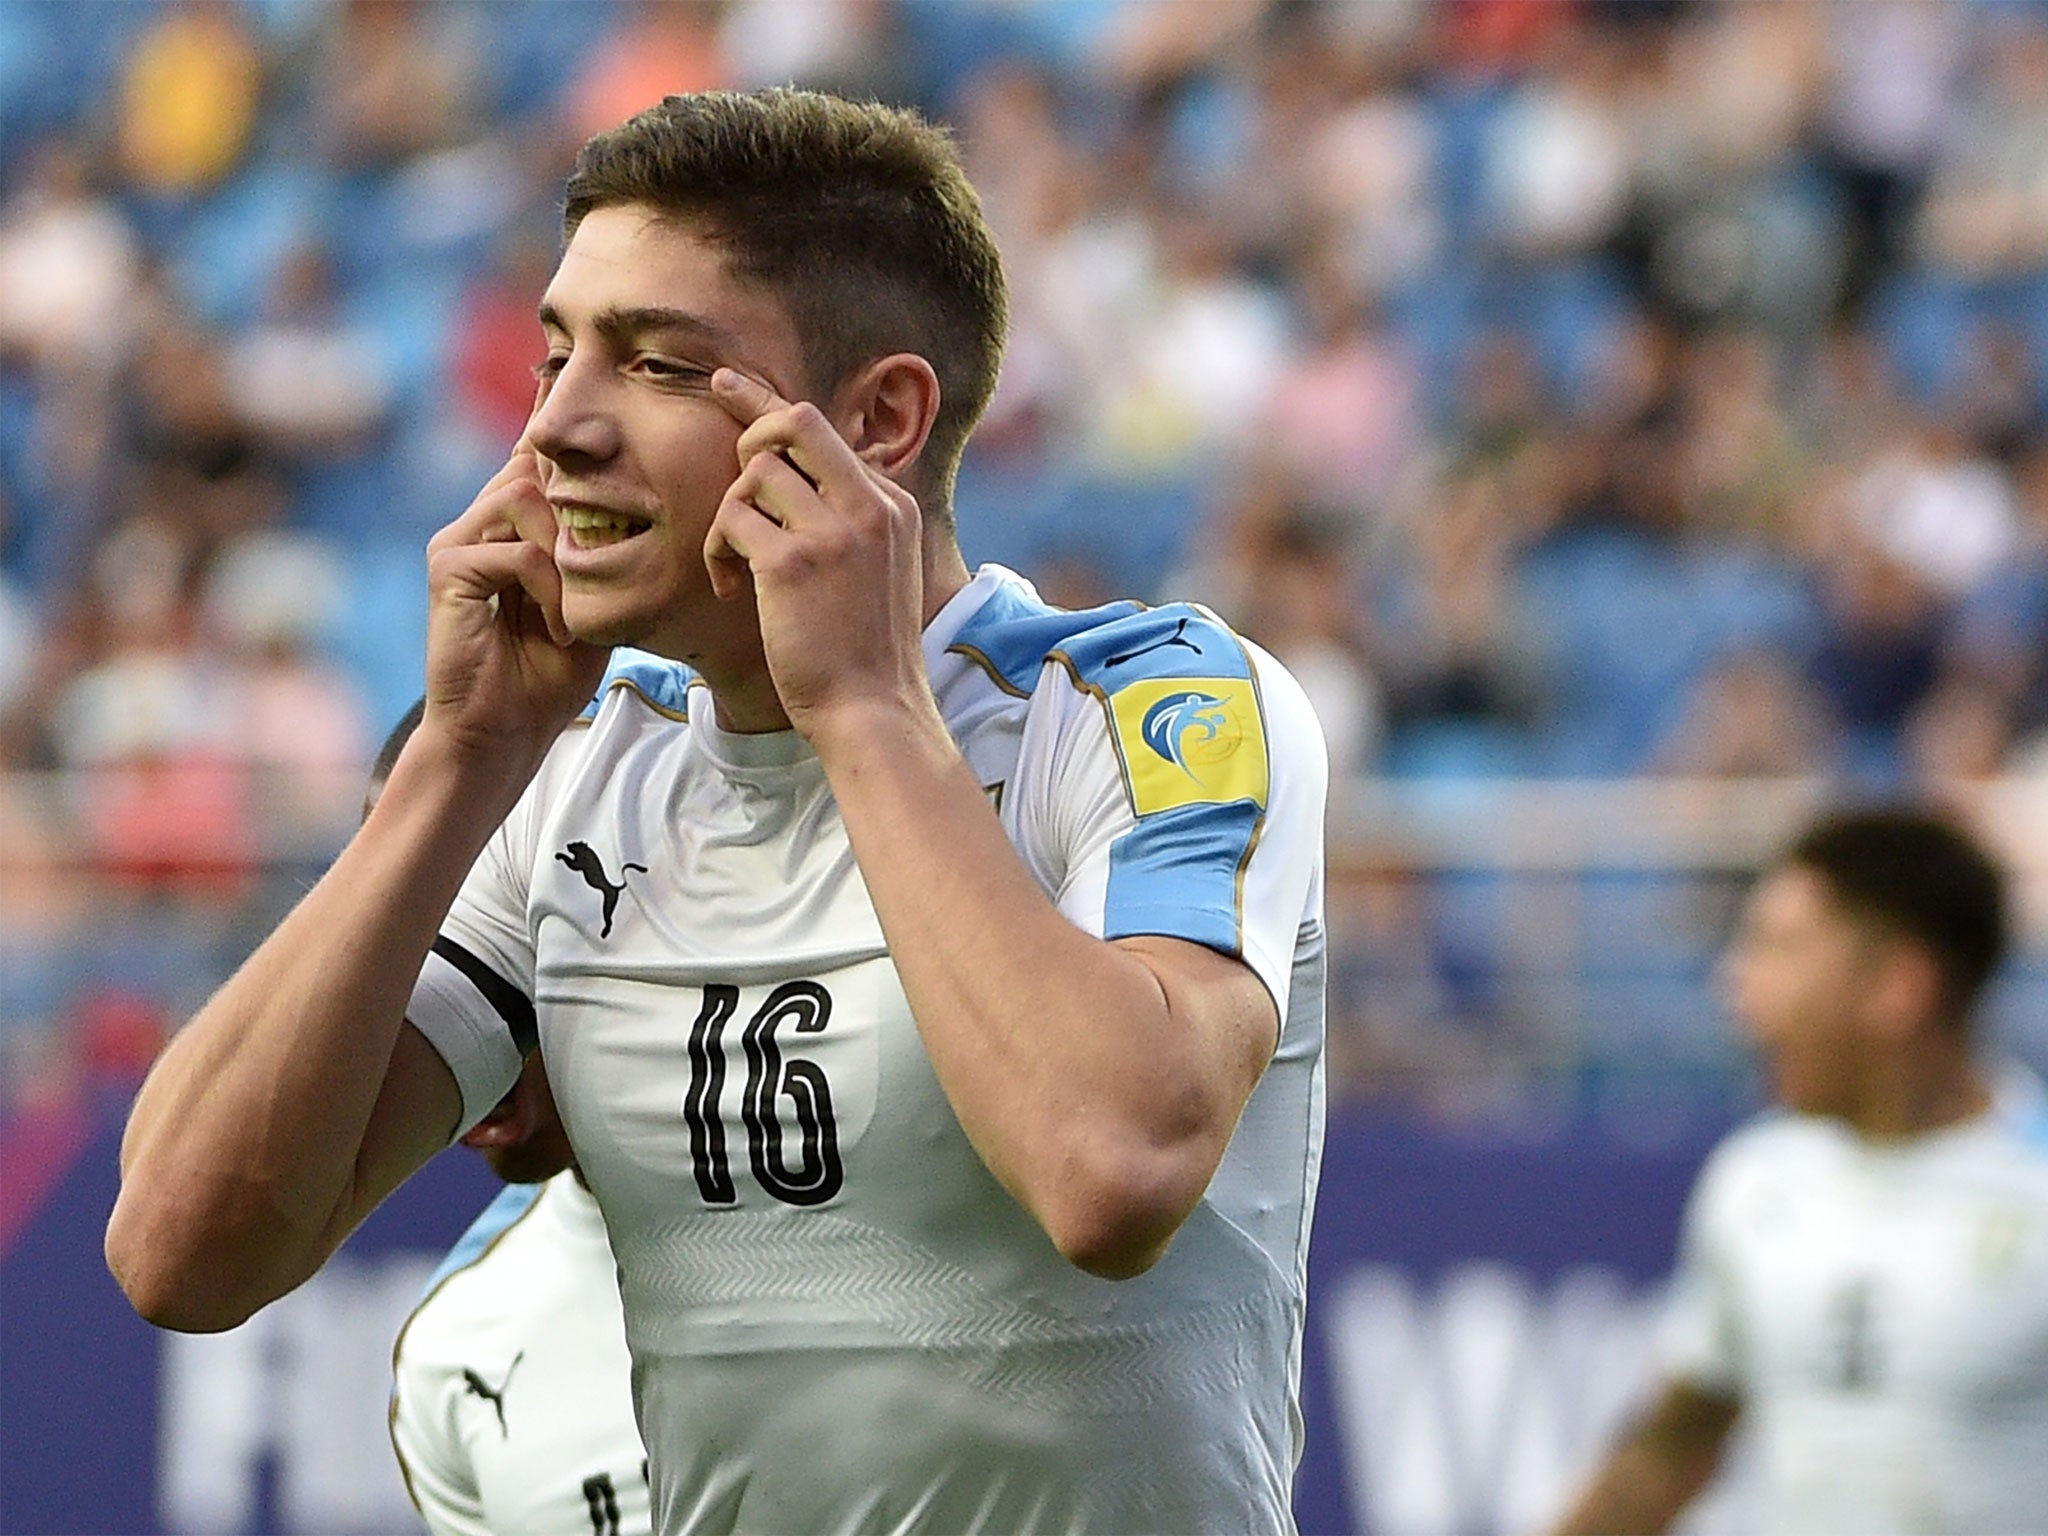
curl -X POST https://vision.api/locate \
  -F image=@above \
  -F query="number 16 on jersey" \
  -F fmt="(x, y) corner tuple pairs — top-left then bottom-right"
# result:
(683, 980), (844, 1207)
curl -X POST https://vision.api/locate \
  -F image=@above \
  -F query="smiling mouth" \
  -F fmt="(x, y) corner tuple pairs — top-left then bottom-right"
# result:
(557, 506), (653, 549)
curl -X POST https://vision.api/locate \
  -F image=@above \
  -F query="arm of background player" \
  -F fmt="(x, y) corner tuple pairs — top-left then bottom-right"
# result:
(1549, 1379), (1740, 1536)
(104, 729), (534, 1332)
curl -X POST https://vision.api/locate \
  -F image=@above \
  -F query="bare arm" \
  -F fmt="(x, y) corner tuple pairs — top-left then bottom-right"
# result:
(706, 370), (1282, 1278)
(107, 736), (527, 1330)
(107, 447), (606, 1330)
(1551, 1380), (1740, 1536)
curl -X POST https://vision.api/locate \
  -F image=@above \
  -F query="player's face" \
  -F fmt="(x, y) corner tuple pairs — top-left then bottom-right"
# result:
(459, 1052), (576, 1184)
(1721, 864), (1880, 1118)
(526, 204), (813, 662)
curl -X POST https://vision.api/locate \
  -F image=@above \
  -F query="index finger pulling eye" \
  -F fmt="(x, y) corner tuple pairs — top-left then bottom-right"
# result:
(711, 367), (785, 423)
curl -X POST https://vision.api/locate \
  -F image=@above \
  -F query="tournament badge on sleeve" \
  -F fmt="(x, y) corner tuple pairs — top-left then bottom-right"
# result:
(1109, 678), (1270, 815)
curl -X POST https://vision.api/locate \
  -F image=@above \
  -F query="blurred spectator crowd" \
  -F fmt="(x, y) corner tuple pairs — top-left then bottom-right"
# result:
(3, 0), (2048, 1124)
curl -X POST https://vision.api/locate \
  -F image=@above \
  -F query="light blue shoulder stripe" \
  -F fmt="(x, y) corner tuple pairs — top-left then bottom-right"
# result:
(2010, 1107), (2048, 1156)
(948, 588), (1143, 695)
(1050, 603), (1255, 692)
(413, 1181), (545, 1305)
(1103, 798), (1262, 957)
(579, 649), (695, 721)
(953, 592), (1268, 959)
(1070, 605), (1265, 956)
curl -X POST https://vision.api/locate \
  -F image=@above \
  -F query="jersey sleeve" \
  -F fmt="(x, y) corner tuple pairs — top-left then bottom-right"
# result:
(1654, 1136), (1748, 1397)
(1021, 615), (1327, 1022)
(390, 1348), (491, 1536)
(404, 729), (585, 1136)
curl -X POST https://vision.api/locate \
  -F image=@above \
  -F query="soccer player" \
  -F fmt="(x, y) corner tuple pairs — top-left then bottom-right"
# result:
(1552, 807), (2048, 1536)
(107, 88), (1329, 1536)
(367, 704), (652, 1536)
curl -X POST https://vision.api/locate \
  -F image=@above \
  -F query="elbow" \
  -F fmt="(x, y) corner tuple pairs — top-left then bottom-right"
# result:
(1055, 1223), (1173, 1282)
(106, 1188), (272, 1334)
(106, 1219), (213, 1333)
(1040, 1143), (1212, 1282)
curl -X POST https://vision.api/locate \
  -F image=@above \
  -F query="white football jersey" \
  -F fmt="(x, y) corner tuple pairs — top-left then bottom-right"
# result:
(1659, 1069), (2048, 1535)
(405, 565), (1330, 1536)
(390, 1173), (651, 1536)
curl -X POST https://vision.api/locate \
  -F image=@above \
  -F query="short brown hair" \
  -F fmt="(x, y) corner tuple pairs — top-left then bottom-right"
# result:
(563, 89), (1009, 516)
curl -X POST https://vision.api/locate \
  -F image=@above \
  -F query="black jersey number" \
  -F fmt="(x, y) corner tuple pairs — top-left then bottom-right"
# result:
(682, 981), (844, 1206)
(582, 1473), (622, 1535)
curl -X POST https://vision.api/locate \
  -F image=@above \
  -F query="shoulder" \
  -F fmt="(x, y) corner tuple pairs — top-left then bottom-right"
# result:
(944, 577), (1149, 699)
(1694, 1111), (1838, 1205)
(950, 590), (1267, 698)
(397, 1181), (550, 1356)
(1986, 1096), (2048, 1184)
(1992, 1062), (2048, 1158)
(2007, 1106), (2048, 1160)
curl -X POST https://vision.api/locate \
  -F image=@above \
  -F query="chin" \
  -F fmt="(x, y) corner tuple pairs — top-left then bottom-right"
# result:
(563, 597), (661, 650)
(1771, 1076), (1840, 1120)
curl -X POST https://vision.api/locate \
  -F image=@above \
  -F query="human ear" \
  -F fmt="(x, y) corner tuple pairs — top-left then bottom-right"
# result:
(834, 353), (941, 481)
(1867, 939), (1943, 1041)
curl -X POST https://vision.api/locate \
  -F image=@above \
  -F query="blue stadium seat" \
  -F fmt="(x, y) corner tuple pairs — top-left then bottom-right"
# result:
(1869, 271), (1975, 404)
(952, 455), (1075, 581)
(319, 534), (429, 735)
(1516, 531), (1719, 773)
(473, 0), (618, 120)
(166, 162), (335, 329)
(1380, 721), (1534, 781)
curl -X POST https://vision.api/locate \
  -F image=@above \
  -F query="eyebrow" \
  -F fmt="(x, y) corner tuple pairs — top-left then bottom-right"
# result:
(536, 301), (740, 352)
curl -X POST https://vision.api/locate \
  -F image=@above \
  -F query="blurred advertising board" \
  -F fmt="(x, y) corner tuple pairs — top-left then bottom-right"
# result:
(1, 1097), (1732, 1536)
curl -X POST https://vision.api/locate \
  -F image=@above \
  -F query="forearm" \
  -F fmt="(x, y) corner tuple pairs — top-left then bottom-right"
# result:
(107, 733), (531, 1327)
(1552, 1385), (1736, 1536)
(1553, 1448), (1709, 1536)
(815, 705), (1259, 1275)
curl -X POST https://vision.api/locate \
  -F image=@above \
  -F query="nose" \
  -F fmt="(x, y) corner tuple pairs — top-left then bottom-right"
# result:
(525, 354), (621, 470)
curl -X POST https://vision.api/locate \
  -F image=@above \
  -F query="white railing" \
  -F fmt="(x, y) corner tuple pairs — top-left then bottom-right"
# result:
(5, 770), (2045, 1121)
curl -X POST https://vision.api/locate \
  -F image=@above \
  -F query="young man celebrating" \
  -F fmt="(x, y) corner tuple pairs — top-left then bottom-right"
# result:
(1553, 808), (2048, 1535)
(108, 90), (1329, 1535)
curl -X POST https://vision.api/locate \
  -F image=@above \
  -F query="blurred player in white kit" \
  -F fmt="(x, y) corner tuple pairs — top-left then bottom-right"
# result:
(1554, 806), (2048, 1536)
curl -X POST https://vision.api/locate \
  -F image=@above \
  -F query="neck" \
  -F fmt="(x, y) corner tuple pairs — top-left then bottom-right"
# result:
(922, 538), (972, 621)
(1849, 1032), (1992, 1141)
(703, 660), (793, 734)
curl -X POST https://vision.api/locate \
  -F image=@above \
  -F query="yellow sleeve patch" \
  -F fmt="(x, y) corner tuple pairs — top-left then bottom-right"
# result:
(1108, 676), (1269, 815)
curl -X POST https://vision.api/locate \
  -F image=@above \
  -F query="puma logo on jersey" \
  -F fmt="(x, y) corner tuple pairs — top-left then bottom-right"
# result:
(461, 1351), (524, 1436)
(1106, 616), (1203, 667)
(556, 842), (646, 938)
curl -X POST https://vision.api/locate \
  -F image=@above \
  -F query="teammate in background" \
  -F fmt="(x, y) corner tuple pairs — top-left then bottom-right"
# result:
(108, 88), (1329, 1536)
(1552, 807), (2048, 1536)
(366, 703), (651, 1536)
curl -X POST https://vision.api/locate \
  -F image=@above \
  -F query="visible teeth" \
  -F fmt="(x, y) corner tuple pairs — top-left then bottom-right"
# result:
(558, 508), (648, 548)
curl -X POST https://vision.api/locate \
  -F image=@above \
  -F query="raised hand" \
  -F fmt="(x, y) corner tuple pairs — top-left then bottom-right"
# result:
(703, 368), (932, 743)
(423, 442), (611, 768)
